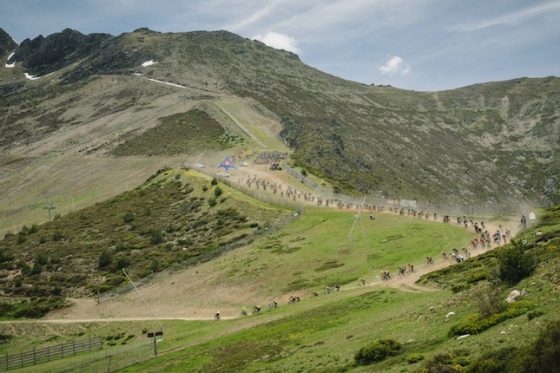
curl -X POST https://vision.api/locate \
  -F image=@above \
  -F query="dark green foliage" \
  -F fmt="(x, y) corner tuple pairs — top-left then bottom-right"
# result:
(466, 347), (519, 373)
(150, 259), (159, 272)
(116, 256), (130, 269)
(406, 353), (424, 364)
(98, 249), (113, 269)
(211, 177), (218, 186)
(112, 109), (236, 156)
(52, 230), (64, 241)
(208, 198), (217, 207)
(123, 212), (135, 223)
(473, 284), (506, 318)
(16, 233), (26, 244)
(498, 240), (536, 284)
(202, 185), (208, 192)
(0, 297), (67, 319)
(354, 339), (402, 365)
(30, 262), (42, 275)
(149, 229), (163, 245)
(0, 170), (282, 296)
(214, 186), (223, 197)
(523, 320), (560, 372)
(449, 301), (534, 336)
(527, 310), (544, 320)
(35, 252), (48, 265)
(422, 351), (470, 373)
(466, 321), (560, 373)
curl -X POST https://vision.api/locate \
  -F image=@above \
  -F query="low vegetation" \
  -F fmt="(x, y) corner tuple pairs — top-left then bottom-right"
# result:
(354, 339), (402, 365)
(112, 109), (244, 156)
(0, 169), (286, 309)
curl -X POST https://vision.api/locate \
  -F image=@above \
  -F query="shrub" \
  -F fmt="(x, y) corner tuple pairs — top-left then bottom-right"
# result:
(211, 177), (218, 185)
(527, 310), (544, 321)
(473, 283), (506, 318)
(149, 229), (163, 245)
(498, 240), (536, 284)
(115, 257), (130, 269)
(208, 198), (217, 207)
(466, 347), (519, 373)
(354, 339), (402, 365)
(406, 353), (424, 364)
(52, 231), (64, 241)
(202, 185), (208, 192)
(123, 212), (135, 223)
(150, 259), (159, 272)
(16, 233), (26, 244)
(522, 320), (560, 372)
(98, 250), (113, 269)
(449, 301), (534, 336)
(30, 262), (42, 275)
(301, 169), (308, 176)
(35, 252), (48, 265)
(214, 186), (223, 197)
(422, 351), (469, 373)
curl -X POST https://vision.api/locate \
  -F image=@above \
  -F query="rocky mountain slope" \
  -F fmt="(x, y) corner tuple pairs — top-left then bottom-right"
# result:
(1, 27), (558, 213)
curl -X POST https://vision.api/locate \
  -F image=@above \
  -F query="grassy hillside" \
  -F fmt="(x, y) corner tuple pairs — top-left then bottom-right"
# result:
(109, 205), (559, 372)
(209, 208), (476, 295)
(1, 28), (558, 208)
(112, 108), (244, 156)
(0, 168), (287, 305)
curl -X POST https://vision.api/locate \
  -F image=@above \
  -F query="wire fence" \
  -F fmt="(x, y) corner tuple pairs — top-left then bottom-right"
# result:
(1, 337), (102, 371)
(55, 340), (154, 373)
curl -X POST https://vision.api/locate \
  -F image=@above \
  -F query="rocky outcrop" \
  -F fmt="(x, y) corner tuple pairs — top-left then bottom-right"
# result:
(0, 28), (17, 57)
(12, 28), (112, 76)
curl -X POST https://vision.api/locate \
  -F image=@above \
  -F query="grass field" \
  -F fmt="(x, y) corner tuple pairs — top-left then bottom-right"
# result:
(209, 207), (477, 296)
(0, 206), (556, 372)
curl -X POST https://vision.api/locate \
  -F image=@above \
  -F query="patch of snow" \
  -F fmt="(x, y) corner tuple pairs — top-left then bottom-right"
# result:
(142, 60), (157, 67)
(24, 72), (40, 80)
(144, 77), (185, 89)
(5, 51), (16, 68)
(456, 334), (470, 340)
(445, 311), (455, 319)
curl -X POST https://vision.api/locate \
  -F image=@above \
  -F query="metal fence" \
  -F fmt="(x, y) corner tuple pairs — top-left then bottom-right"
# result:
(56, 340), (154, 373)
(1, 337), (102, 371)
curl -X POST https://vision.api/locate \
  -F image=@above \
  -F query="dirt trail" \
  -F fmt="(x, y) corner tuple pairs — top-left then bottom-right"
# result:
(18, 159), (518, 324)
(361, 221), (518, 292)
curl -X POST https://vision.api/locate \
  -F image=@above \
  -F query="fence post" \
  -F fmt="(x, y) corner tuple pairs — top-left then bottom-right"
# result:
(5, 351), (8, 370)
(20, 351), (23, 368)
(73, 339), (76, 355)
(33, 347), (36, 365)
(47, 345), (50, 361)
(89, 336), (92, 352)
(61, 342), (64, 358)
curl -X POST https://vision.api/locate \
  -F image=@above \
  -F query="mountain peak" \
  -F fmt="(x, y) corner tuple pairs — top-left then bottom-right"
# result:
(0, 28), (17, 57)
(12, 28), (113, 76)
